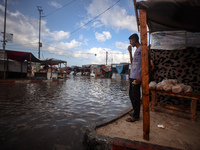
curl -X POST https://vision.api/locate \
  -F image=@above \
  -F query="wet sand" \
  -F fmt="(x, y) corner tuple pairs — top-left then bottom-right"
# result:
(96, 106), (200, 150)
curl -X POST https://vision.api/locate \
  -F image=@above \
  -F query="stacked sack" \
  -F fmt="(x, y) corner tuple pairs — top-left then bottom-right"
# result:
(149, 79), (193, 93)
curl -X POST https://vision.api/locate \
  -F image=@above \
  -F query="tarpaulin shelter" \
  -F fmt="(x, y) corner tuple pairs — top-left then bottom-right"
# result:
(0, 50), (41, 79)
(6, 50), (41, 62)
(136, 0), (200, 33)
(133, 0), (200, 140)
(38, 58), (67, 80)
(40, 58), (66, 65)
(116, 65), (123, 75)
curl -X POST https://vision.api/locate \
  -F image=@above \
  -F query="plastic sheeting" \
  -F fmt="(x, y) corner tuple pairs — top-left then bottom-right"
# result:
(137, 0), (200, 32)
(151, 31), (200, 50)
(116, 65), (123, 74)
(6, 50), (41, 62)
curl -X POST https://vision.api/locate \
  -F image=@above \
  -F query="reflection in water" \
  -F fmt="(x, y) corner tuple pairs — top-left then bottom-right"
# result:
(0, 76), (130, 150)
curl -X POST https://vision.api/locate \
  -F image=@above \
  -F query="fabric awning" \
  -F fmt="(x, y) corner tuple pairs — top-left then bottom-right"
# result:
(40, 58), (67, 65)
(136, 0), (200, 33)
(6, 50), (41, 62)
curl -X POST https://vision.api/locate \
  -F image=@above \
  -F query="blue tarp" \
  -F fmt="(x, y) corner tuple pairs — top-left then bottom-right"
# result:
(116, 65), (123, 74)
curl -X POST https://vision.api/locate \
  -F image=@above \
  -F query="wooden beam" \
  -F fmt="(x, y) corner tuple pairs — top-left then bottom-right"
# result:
(139, 9), (150, 141)
(133, 0), (140, 32)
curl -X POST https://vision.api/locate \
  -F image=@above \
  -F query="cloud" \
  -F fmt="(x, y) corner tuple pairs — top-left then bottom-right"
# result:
(85, 47), (130, 65)
(45, 39), (82, 53)
(115, 41), (129, 50)
(86, 0), (138, 32)
(95, 31), (111, 42)
(49, 31), (70, 41)
(0, 4), (70, 50)
(48, 1), (62, 8)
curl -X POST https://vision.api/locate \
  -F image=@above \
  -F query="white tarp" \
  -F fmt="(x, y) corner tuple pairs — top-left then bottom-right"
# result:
(5, 33), (13, 43)
(150, 31), (200, 50)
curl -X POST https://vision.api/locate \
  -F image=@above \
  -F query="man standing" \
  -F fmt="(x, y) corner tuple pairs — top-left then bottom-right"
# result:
(126, 33), (142, 122)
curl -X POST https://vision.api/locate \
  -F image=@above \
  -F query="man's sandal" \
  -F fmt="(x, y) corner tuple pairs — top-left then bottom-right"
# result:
(126, 116), (139, 122)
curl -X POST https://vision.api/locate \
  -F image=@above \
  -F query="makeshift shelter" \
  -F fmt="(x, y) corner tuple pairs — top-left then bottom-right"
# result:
(134, 0), (200, 140)
(101, 65), (112, 78)
(0, 50), (41, 79)
(0, 50), (67, 80)
(35, 58), (67, 79)
(6, 50), (41, 62)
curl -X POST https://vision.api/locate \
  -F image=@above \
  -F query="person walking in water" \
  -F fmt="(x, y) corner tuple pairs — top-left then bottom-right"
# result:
(126, 33), (142, 122)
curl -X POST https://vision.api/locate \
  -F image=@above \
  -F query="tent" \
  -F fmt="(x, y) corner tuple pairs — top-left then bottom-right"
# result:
(133, 0), (200, 140)
(136, 0), (200, 33)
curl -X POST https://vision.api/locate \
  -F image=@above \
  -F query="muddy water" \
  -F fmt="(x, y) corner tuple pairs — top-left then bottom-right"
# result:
(0, 76), (131, 150)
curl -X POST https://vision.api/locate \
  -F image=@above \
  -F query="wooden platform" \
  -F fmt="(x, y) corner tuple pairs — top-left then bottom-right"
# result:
(150, 89), (200, 121)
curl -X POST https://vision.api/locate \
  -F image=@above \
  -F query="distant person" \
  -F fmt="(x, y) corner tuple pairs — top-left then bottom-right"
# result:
(126, 33), (142, 122)
(43, 65), (49, 70)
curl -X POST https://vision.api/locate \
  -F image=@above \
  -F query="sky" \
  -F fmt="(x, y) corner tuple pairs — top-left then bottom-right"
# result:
(0, 0), (140, 67)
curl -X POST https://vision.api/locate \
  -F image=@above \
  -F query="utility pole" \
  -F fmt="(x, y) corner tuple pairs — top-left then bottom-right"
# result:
(37, 6), (43, 59)
(106, 51), (108, 65)
(2, 0), (7, 80)
(3, 0), (7, 51)
(103, 49), (108, 65)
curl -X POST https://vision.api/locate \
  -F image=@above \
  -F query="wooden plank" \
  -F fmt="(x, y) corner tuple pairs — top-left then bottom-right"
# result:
(139, 9), (149, 141)
(157, 103), (190, 113)
(149, 90), (199, 121)
(150, 89), (200, 98)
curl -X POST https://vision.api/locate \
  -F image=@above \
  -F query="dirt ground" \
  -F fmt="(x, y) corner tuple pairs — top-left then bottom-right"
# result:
(96, 107), (200, 150)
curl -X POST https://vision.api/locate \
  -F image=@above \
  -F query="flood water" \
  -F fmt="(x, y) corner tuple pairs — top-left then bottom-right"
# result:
(0, 76), (131, 150)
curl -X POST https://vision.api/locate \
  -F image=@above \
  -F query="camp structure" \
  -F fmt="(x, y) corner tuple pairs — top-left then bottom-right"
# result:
(111, 63), (130, 80)
(0, 50), (41, 79)
(35, 58), (67, 80)
(0, 50), (67, 80)
(134, 0), (200, 140)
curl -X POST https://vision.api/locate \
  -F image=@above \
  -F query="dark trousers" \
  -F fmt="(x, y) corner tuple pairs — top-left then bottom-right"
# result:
(129, 79), (141, 119)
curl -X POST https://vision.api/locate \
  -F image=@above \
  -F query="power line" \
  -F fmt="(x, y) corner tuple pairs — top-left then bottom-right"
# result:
(44, 0), (76, 17)
(70, 0), (121, 35)
(3, 42), (38, 47)
(3, 0), (123, 57)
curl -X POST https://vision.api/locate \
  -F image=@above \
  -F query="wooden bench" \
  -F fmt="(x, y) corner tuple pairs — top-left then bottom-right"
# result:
(150, 89), (200, 121)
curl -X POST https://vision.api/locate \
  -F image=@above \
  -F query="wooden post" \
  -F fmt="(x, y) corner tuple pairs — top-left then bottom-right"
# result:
(51, 60), (53, 79)
(21, 61), (23, 78)
(29, 54), (32, 79)
(133, 0), (140, 31)
(139, 9), (150, 141)
(191, 98), (197, 121)
(95, 68), (97, 79)
(6, 53), (8, 78)
(65, 62), (68, 78)
(150, 90), (157, 112)
(3, 51), (6, 79)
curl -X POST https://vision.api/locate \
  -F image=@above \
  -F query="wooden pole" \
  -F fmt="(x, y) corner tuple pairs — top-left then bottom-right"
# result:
(3, 51), (6, 79)
(29, 54), (32, 79)
(133, 0), (139, 32)
(51, 61), (53, 79)
(95, 68), (97, 79)
(65, 62), (68, 78)
(6, 53), (8, 78)
(139, 9), (150, 141)
(21, 61), (23, 78)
